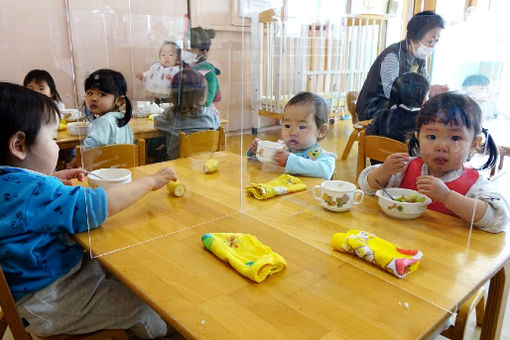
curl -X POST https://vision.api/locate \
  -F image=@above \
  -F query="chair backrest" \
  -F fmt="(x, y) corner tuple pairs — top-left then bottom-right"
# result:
(179, 127), (225, 158)
(356, 130), (408, 180)
(346, 91), (360, 123)
(0, 265), (31, 340)
(76, 139), (146, 170)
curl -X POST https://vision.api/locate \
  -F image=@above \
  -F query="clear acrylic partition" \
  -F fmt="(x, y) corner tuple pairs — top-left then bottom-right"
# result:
(4, 0), (510, 336)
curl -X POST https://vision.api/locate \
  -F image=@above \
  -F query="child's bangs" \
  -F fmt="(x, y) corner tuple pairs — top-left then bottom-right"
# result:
(424, 105), (471, 129)
(85, 74), (119, 96)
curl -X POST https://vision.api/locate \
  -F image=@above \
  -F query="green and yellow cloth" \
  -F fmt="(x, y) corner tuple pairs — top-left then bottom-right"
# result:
(246, 174), (306, 200)
(201, 233), (287, 282)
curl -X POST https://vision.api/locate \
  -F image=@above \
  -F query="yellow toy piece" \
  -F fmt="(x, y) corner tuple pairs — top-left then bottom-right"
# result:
(167, 181), (186, 197)
(331, 229), (423, 278)
(58, 118), (67, 131)
(203, 158), (219, 173)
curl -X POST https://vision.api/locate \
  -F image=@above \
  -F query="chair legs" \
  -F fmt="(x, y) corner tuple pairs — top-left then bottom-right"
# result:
(341, 129), (360, 160)
(440, 287), (487, 340)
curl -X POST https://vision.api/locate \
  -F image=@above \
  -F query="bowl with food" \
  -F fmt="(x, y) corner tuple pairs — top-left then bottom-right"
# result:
(375, 188), (431, 219)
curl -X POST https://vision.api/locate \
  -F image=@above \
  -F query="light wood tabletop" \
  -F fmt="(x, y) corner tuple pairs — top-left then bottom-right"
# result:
(73, 151), (510, 339)
(57, 117), (164, 150)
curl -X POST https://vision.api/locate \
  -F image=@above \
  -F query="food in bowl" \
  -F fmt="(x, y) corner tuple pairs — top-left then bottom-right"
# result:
(67, 122), (90, 136)
(375, 188), (431, 219)
(87, 168), (132, 189)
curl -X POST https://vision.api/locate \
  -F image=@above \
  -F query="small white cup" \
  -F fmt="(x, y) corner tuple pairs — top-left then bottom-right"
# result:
(256, 141), (285, 163)
(312, 180), (364, 211)
(61, 109), (81, 121)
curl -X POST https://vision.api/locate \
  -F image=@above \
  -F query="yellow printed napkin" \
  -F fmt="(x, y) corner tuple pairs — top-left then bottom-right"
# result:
(201, 233), (287, 282)
(246, 174), (306, 200)
(331, 230), (423, 278)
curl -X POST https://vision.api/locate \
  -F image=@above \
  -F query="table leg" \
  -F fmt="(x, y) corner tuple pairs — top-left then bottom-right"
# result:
(480, 261), (510, 339)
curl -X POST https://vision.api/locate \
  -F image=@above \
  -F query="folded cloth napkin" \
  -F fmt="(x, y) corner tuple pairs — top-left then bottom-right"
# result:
(201, 233), (287, 282)
(331, 229), (423, 278)
(246, 174), (306, 200)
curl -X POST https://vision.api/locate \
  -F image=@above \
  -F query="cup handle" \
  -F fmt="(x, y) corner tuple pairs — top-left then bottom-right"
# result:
(312, 185), (322, 201)
(353, 189), (364, 205)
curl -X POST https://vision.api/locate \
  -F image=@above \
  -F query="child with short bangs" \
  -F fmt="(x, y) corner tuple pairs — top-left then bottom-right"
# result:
(0, 82), (177, 338)
(249, 92), (337, 180)
(359, 92), (509, 233)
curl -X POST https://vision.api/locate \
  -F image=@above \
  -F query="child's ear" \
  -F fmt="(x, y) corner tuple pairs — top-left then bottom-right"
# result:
(9, 131), (27, 160)
(318, 123), (329, 139)
(115, 96), (125, 107)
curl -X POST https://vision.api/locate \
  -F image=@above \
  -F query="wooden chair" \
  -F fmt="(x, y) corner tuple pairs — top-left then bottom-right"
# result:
(341, 91), (373, 159)
(76, 139), (146, 170)
(440, 286), (487, 340)
(0, 265), (127, 340)
(178, 127), (225, 158)
(356, 129), (407, 180)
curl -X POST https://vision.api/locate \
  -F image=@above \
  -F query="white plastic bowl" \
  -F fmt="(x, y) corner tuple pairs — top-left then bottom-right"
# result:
(67, 122), (90, 136)
(256, 141), (285, 163)
(61, 109), (82, 121)
(88, 168), (132, 189)
(375, 188), (431, 219)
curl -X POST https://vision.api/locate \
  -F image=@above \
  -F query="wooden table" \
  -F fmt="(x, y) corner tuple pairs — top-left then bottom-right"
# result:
(57, 117), (164, 150)
(74, 151), (510, 339)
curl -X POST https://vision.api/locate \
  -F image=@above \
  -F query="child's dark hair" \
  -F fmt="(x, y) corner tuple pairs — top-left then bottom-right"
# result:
(406, 11), (445, 42)
(170, 68), (207, 115)
(389, 72), (429, 108)
(0, 82), (59, 164)
(161, 41), (181, 63)
(84, 69), (132, 127)
(408, 92), (498, 170)
(190, 27), (215, 52)
(285, 92), (330, 140)
(23, 69), (62, 102)
(462, 74), (490, 88)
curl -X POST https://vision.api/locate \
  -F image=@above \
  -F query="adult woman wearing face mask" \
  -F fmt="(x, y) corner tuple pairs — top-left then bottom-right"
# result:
(182, 27), (221, 108)
(355, 11), (448, 121)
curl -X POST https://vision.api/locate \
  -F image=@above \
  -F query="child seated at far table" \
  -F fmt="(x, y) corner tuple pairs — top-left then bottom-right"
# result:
(248, 92), (337, 180)
(0, 82), (177, 338)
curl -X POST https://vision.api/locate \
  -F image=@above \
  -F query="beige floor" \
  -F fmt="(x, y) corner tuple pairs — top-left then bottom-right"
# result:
(3, 118), (509, 339)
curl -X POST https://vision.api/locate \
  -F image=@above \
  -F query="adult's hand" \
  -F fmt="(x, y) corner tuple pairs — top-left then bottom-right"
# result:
(429, 84), (449, 98)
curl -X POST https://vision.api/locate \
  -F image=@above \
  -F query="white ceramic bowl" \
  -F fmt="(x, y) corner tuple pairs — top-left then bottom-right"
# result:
(88, 168), (132, 189)
(256, 141), (285, 163)
(375, 188), (431, 219)
(67, 122), (90, 136)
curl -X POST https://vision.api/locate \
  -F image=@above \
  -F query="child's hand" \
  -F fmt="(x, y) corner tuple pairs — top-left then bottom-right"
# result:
(250, 138), (259, 154)
(380, 153), (409, 176)
(416, 175), (450, 202)
(53, 168), (87, 185)
(150, 167), (177, 191)
(136, 73), (144, 81)
(274, 149), (290, 167)
(165, 74), (173, 80)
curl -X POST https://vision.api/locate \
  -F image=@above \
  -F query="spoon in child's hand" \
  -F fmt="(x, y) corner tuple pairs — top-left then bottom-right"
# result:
(375, 179), (396, 200)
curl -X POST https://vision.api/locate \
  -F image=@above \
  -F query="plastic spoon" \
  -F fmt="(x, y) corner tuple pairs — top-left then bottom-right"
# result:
(375, 179), (396, 200)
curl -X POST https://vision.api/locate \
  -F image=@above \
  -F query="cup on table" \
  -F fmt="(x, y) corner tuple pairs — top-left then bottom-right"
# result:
(312, 180), (364, 212)
(256, 141), (285, 163)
